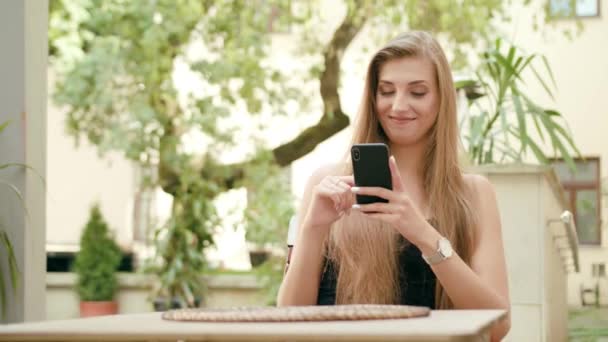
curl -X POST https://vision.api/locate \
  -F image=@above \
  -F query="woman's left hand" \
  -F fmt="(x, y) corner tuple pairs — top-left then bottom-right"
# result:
(351, 155), (435, 246)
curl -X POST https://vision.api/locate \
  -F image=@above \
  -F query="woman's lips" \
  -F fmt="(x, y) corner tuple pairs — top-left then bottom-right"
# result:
(389, 116), (416, 124)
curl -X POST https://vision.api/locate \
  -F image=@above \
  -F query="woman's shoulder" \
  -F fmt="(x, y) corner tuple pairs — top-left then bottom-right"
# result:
(462, 173), (497, 203)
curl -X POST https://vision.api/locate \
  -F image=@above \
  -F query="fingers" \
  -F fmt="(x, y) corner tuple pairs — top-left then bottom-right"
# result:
(351, 186), (395, 202)
(388, 155), (405, 192)
(333, 180), (355, 213)
(339, 176), (355, 186)
(336, 176), (355, 212)
(327, 183), (344, 211)
(317, 176), (354, 214)
(352, 202), (400, 214)
(335, 180), (351, 192)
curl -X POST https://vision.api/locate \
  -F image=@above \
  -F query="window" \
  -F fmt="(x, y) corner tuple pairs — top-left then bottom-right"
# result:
(551, 157), (602, 244)
(592, 263), (606, 277)
(549, 0), (600, 18)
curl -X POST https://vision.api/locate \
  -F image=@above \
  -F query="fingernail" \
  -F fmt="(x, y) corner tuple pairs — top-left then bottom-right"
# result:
(351, 187), (360, 193)
(390, 155), (396, 163)
(352, 204), (361, 209)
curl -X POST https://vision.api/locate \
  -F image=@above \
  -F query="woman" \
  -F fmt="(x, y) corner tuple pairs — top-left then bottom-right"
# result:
(277, 31), (510, 341)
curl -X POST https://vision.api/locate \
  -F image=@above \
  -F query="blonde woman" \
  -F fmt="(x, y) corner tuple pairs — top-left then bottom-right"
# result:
(277, 31), (510, 341)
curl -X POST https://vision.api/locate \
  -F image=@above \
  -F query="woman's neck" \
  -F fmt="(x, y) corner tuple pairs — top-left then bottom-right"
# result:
(389, 140), (431, 218)
(388, 141), (427, 185)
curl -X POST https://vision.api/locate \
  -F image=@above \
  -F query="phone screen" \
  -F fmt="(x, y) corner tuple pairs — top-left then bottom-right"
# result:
(351, 143), (392, 204)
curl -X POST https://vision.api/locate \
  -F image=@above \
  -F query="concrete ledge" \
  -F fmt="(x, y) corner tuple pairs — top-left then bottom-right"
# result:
(46, 272), (266, 319)
(469, 163), (568, 210)
(47, 272), (262, 290)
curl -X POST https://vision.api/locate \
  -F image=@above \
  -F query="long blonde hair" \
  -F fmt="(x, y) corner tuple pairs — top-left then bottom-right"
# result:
(326, 31), (478, 309)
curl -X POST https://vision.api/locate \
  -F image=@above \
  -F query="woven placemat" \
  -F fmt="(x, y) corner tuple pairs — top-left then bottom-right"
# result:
(161, 304), (430, 322)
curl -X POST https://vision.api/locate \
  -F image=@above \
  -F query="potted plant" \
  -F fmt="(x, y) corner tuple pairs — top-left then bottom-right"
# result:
(73, 204), (122, 317)
(456, 38), (580, 166)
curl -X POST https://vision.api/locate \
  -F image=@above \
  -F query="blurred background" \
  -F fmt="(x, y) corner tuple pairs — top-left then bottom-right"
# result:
(0, 0), (607, 340)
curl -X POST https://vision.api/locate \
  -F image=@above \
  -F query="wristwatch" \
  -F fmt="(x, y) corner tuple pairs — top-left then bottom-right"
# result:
(422, 237), (453, 265)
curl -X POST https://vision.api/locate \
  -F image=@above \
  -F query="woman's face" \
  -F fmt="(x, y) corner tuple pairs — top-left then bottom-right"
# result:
(375, 56), (439, 146)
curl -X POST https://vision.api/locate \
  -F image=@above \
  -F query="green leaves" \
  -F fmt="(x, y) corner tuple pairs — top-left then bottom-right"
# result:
(460, 38), (581, 167)
(0, 226), (19, 319)
(143, 159), (223, 307)
(73, 205), (122, 301)
(242, 158), (294, 247)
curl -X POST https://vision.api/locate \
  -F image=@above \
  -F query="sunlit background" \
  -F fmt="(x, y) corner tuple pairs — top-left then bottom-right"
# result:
(1, 0), (607, 340)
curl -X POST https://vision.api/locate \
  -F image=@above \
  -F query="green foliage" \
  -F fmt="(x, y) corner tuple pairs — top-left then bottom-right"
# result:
(0, 228), (18, 319)
(242, 152), (295, 247)
(569, 307), (608, 340)
(241, 152), (295, 302)
(50, 0), (300, 307)
(50, 0), (298, 163)
(459, 38), (581, 167)
(0, 222), (18, 320)
(73, 205), (122, 301)
(144, 163), (221, 307)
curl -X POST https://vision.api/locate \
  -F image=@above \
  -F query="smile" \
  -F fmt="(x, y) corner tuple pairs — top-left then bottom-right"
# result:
(388, 116), (416, 124)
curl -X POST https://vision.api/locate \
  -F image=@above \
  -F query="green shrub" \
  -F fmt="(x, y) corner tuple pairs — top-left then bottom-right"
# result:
(73, 205), (122, 301)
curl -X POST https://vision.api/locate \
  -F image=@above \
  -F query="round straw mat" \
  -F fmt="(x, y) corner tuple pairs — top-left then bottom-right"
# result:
(162, 304), (430, 322)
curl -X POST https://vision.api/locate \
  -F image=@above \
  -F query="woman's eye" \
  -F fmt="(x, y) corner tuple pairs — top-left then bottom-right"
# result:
(412, 92), (427, 97)
(379, 91), (394, 96)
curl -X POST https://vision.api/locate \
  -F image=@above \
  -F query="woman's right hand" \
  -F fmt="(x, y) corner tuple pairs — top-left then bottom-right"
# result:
(304, 175), (355, 230)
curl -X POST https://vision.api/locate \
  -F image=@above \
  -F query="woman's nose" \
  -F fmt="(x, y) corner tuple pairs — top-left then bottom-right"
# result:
(391, 92), (411, 113)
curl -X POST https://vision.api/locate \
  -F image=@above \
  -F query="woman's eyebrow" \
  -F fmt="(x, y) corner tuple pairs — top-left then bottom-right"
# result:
(378, 79), (428, 85)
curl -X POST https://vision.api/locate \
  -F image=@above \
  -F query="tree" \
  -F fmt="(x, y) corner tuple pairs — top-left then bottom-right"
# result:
(49, 0), (524, 306)
(73, 205), (122, 302)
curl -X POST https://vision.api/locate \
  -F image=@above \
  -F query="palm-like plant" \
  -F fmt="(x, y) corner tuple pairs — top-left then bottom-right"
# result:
(458, 38), (581, 167)
(0, 120), (45, 319)
(0, 120), (21, 319)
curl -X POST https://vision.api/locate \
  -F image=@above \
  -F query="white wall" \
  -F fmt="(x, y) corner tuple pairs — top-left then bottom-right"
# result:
(46, 71), (135, 248)
(476, 166), (573, 342)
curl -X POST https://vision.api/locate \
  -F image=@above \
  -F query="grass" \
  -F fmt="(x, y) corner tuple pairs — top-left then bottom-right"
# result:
(204, 268), (254, 276)
(569, 307), (608, 341)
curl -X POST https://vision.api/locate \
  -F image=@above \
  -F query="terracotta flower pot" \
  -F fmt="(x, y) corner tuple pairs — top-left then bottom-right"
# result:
(249, 249), (270, 267)
(79, 301), (118, 317)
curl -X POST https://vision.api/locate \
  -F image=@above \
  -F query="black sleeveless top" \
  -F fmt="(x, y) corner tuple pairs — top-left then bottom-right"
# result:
(316, 237), (436, 308)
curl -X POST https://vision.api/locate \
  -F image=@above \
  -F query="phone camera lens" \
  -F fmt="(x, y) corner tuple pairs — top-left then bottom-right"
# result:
(353, 148), (360, 161)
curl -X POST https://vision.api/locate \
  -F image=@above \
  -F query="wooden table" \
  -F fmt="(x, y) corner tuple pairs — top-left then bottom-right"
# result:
(0, 310), (506, 341)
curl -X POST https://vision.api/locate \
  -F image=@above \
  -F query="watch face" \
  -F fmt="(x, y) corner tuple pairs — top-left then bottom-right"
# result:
(439, 238), (453, 258)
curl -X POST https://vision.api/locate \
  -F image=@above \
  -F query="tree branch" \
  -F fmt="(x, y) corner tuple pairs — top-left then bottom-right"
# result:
(160, 2), (369, 194)
(273, 1), (368, 166)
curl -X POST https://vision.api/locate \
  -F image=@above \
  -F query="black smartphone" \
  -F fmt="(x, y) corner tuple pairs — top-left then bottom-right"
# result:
(351, 143), (392, 204)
